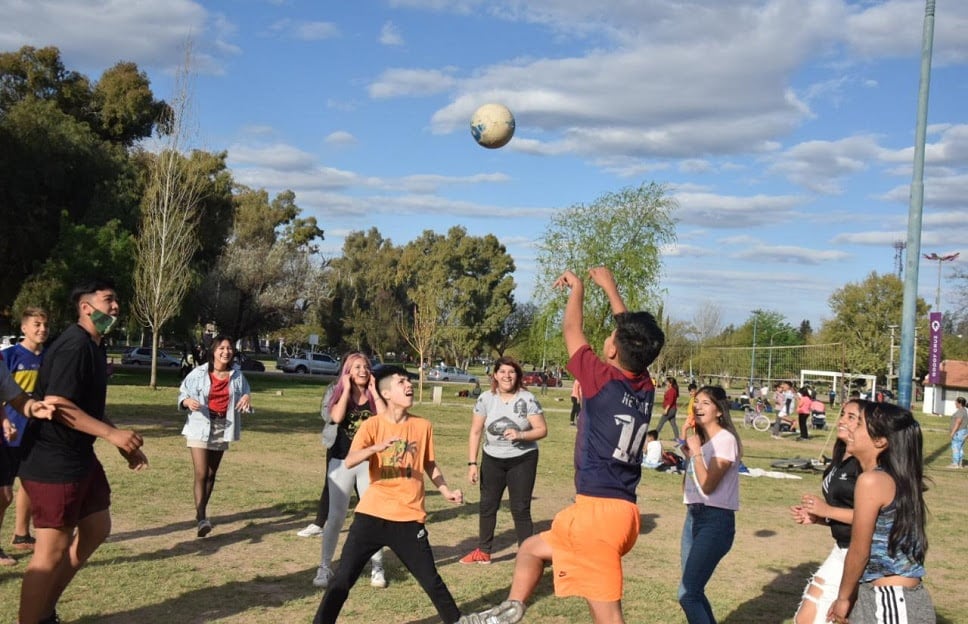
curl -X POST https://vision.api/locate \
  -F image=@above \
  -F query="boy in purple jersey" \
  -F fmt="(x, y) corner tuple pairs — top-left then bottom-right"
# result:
(460, 266), (664, 624)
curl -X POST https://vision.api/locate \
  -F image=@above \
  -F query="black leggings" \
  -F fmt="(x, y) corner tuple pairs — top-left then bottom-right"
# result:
(655, 407), (680, 439)
(314, 513), (461, 624)
(478, 450), (539, 552)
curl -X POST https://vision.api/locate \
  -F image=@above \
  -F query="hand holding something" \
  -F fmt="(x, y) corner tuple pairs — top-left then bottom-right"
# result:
(121, 448), (149, 471)
(108, 428), (143, 454)
(553, 270), (581, 291)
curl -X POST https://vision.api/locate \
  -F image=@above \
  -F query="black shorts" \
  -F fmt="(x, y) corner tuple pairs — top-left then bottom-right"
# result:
(0, 446), (23, 487)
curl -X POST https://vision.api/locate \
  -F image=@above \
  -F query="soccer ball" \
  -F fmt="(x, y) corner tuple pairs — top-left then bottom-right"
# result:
(470, 103), (515, 149)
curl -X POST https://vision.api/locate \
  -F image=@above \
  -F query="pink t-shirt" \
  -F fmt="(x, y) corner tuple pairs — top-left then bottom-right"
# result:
(797, 394), (812, 415)
(683, 430), (740, 510)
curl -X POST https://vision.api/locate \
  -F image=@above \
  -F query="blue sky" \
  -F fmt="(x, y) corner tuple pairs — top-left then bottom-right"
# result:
(4, 0), (968, 331)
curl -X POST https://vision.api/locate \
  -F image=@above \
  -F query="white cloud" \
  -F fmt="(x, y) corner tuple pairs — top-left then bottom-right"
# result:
(769, 135), (886, 194)
(673, 192), (806, 228)
(368, 67), (458, 98)
(379, 21), (404, 46)
(268, 18), (340, 41)
(324, 131), (358, 146)
(228, 143), (317, 171)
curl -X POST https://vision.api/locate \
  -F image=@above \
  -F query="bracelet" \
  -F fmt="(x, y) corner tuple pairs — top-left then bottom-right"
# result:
(467, 461), (477, 466)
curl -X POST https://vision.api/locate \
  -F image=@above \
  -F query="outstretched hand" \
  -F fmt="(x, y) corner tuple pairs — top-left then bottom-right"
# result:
(587, 266), (617, 290)
(554, 270), (582, 291)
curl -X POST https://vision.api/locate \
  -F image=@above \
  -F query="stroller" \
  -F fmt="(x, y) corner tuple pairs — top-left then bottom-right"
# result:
(809, 399), (827, 430)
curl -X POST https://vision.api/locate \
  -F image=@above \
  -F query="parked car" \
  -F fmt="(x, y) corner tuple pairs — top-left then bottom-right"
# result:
(522, 371), (562, 387)
(121, 347), (181, 367)
(276, 351), (340, 375)
(425, 366), (477, 383)
(235, 353), (266, 372)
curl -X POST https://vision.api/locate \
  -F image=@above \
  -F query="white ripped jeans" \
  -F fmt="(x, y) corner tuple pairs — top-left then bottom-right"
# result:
(320, 457), (383, 573)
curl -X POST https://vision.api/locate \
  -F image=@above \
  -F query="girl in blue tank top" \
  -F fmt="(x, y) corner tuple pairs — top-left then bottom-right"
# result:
(828, 402), (934, 624)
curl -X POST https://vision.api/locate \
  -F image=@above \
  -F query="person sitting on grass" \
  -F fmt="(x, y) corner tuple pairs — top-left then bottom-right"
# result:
(459, 266), (664, 624)
(313, 365), (465, 624)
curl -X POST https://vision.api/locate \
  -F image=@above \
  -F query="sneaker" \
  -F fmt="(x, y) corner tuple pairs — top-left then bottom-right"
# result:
(11, 533), (35, 550)
(459, 548), (492, 564)
(0, 547), (16, 566)
(312, 565), (333, 588)
(458, 600), (526, 624)
(197, 518), (212, 538)
(297, 522), (324, 537)
(370, 567), (387, 588)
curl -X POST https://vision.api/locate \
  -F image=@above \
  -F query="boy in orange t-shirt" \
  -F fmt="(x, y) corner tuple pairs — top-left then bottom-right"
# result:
(314, 365), (465, 624)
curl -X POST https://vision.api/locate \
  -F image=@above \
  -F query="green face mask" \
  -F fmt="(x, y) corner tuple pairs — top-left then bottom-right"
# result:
(89, 309), (118, 335)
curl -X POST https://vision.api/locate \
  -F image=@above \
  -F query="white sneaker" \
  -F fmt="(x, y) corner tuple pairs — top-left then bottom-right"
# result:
(370, 567), (387, 588)
(297, 523), (324, 537)
(312, 565), (333, 588)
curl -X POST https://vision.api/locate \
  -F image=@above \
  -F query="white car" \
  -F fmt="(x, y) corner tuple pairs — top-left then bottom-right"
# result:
(121, 347), (182, 367)
(276, 351), (340, 375)
(425, 366), (477, 383)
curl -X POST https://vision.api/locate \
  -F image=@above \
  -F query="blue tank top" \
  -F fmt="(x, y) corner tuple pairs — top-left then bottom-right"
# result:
(861, 500), (926, 582)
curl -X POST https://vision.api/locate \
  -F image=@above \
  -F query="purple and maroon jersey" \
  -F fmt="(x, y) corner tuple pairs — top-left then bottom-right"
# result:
(568, 344), (655, 503)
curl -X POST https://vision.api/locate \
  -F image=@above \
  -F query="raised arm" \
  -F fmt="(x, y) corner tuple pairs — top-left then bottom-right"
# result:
(588, 266), (627, 314)
(554, 270), (587, 358)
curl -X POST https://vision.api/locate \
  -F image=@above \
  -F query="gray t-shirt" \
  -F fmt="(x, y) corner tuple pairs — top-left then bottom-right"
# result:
(474, 389), (542, 459)
(952, 406), (968, 432)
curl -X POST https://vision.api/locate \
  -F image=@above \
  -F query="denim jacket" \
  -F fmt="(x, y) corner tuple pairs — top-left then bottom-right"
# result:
(178, 365), (251, 442)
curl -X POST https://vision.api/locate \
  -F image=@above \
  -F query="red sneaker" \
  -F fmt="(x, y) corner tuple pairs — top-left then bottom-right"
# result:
(459, 548), (492, 564)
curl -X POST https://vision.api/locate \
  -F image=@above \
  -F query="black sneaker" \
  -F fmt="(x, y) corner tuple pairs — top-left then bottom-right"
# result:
(38, 611), (61, 624)
(11, 533), (36, 550)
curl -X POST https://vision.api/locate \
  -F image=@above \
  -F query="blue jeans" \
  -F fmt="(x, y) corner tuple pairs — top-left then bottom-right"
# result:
(952, 429), (967, 465)
(679, 504), (735, 624)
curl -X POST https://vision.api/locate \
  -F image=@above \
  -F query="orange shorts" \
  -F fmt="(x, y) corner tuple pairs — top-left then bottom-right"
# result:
(541, 494), (640, 602)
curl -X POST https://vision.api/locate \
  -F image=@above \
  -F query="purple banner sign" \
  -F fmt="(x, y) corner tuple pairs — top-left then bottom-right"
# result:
(928, 312), (943, 385)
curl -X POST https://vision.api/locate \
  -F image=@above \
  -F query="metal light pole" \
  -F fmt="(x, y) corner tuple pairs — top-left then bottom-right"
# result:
(888, 324), (899, 394)
(923, 252), (960, 311)
(898, 0), (936, 409)
(766, 329), (792, 387)
(749, 313), (758, 388)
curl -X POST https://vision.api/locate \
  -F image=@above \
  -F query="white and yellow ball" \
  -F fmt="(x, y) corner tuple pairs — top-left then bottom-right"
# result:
(470, 103), (515, 149)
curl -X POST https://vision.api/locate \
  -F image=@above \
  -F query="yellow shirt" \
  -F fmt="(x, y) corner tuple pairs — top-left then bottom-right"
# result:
(352, 414), (436, 523)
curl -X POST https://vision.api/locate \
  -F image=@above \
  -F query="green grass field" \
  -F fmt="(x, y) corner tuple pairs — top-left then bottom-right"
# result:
(0, 369), (962, 623)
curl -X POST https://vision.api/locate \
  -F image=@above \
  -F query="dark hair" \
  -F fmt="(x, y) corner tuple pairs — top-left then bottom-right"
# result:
(207, 334), (235, 372)
(647, 429), (658, 439)
(613, 311), (665, 375)
(799, 386), (811, 396)
(688, 383), (697, 391)
(491, 356), (524, 394)
(666, 376), (679, 390)
(861, 401), (929, 565)
(694, 385), (743, 458)
(957, 397), (967, 408)
(374, 364), (409, 390)
(70, 278), (116, 307)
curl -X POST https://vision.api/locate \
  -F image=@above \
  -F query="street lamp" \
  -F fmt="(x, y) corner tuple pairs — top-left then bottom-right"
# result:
(923, 252), (960, 311)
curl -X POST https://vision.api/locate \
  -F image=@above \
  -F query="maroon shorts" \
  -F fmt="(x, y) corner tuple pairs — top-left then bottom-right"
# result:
(21, 460), (112, 528)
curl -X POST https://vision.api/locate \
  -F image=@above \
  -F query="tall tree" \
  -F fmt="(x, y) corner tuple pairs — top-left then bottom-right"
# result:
(397, 287), (441, 404)
(488, 302), (537, 358)
(819, 272), (930, 378)
(131, 50), (203, 388)
(534, 182), (676, 352)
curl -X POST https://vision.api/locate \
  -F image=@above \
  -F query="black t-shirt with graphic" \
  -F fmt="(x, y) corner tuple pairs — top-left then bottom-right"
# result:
(331, 400), (374, 460)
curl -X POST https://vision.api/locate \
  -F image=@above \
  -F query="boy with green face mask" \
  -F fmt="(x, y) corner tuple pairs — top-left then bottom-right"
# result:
(16, 278), (149, 624)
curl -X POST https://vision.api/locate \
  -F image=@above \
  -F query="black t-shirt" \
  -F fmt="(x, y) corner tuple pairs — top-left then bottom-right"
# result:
(331, 401), (374, 460)
(19, 324), (107, 483)
(823, 455), (860, 548)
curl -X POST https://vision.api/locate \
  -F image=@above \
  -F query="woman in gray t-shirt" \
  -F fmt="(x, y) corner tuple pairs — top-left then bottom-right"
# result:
(461, 357), (547, 564)
(949, 396), (967, 468)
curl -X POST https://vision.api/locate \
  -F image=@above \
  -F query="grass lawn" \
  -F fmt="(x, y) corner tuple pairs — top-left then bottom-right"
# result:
(0, 369), (962, 623)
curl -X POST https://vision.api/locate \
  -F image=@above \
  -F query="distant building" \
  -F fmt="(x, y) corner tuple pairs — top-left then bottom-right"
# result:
(923, 359), (968, 416)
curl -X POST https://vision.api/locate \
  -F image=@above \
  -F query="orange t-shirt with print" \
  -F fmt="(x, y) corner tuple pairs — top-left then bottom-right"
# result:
(351, 414), (436, 523)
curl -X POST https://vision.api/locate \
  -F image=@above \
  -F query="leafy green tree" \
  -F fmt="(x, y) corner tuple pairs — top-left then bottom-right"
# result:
(202, 187), (324, 346)
(93, 61), (169, 145)
(533, 182), (676, 352)
(13, 217), (136, 332)
(398, 227), (515, 366)
(488, 302), (537, 358)
(819, 272), (930, 378)
(327, 228), (406, 356)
